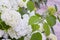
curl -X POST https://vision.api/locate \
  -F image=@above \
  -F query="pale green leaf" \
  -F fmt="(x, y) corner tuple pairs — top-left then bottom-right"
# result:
(29, 15), (41, 25)
(31, 24), (40, 32)
(46, 15), (56, 27)
(23, 0), (26, 2)
(17, 7), (27, 16)
(43, 23), (50, 36)
(30, 32), (42, 40)
(27, 1), (34, 12)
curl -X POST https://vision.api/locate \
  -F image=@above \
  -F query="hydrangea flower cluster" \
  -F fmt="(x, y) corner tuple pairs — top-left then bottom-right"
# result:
(0, 0), (58, 40)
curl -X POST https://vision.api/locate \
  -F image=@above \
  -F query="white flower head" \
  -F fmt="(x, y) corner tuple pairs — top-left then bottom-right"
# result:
(3, 32), (8, 39)
(0, 0), (12, 12)
(1, 9), (21, 28)
(0, 30), (4, 37)
(0, 0), (11, 9)
(8, 28), (19, 39)
(16, 0), (29, 8)
(9, 0), (18, 10)
(1, 9), (32, 38)
(14, 14), (32, 37)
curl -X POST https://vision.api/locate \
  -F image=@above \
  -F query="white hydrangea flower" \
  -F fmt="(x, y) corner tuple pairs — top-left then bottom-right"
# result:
(47, 33), (57, 40)
(0, 30), (5, 37)
(15, 24), (32, 37)
(0, 0), (11, 9)
(0, 0), (11, 12)
(14, 14), (32, 37)
(8, 28), (19, 39)
(3, 32), (8, 39)
(16, 0), (29, 8)
(23, 14), (29, 23)
(9, 0), (18, 10)
(1, 9), (32, 38)
(1, 9), (21, 28)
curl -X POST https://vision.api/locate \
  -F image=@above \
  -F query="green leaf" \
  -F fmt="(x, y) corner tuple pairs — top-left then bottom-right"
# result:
(31, 24), (40, 32)
(23, 0), (26, 2)
(46, 15), (56, 27)
(0, 21), (10, 30)
(48, 6), (56, 15)
(30, 32), (42, 40)
(0, 12), (10, 30)
(17, 7), (27, 16)
(0, 12), (10, 31)
(27, 1), (35, 12)
(43, 23), (50, 36)
(35, 13), (41, 17)
(29, 15), (41, 25)
(11, 37), (24, 40)
(31, 0), (40, 8)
